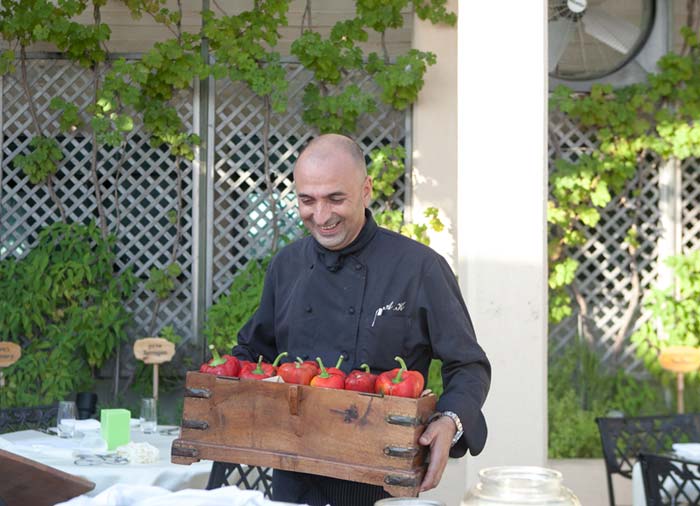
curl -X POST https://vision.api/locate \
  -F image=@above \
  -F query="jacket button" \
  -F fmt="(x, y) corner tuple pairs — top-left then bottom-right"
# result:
(348, 307), (355, 315)
(355, 264), (362, 270)
(305, 306), (312, 313)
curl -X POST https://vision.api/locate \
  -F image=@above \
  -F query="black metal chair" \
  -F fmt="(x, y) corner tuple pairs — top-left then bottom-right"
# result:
(596, 414), (700, 506)
(206, 462), (273, 497)
(640, 452), (700, 505)
(0, 405), (58, 434)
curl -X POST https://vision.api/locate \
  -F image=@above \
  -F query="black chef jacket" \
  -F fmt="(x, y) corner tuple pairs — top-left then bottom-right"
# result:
(232, 210), (491, 503)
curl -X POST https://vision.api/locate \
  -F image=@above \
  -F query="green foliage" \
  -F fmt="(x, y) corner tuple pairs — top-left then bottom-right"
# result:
(204, 0), (290, 113)
(0, 221), (136, 408)
(12, 136), (63, 184)
(203, 256), (271, 351)
(367, 50), (436, 110)
(368, 146), (406, 198)
(548, 338), (669, 458)
(0, 0), (106, 67)
(145, 263), (182, 301)
(301, 84), (376, 134)
(631, 252), (700, 375)
(368, 145), (443, 245)
(547, 28), (700, 322)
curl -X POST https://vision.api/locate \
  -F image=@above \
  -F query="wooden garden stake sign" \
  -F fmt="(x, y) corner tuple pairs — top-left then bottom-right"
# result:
(0, 342), (21, 388)
(658, 345), (700, 414)
(133, 338), (175, 400)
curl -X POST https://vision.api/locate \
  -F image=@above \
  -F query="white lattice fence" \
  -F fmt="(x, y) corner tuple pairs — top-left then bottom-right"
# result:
(0, 57), (196, 347)
(549, 111), (664, 372)
(0, 56), (407, 355)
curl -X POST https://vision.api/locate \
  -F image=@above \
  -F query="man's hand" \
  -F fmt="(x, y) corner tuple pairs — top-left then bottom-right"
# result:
(418, 415), (457, 492)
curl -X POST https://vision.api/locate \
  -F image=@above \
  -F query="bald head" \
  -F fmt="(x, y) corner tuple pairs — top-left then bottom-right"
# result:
(295, 134), (366, 181)
(293, 134), (373, 250)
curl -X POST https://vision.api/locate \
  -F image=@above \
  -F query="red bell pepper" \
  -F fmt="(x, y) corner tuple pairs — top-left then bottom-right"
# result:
(326, 355), (347, 377)
(300, 359), (320, 376)
(239, 352), (287, 380)
(344, 364), (377, 393)
(374, 356), (424, 398)
(199, 345), (241, 377)
(278, 357), (317, 385)
(310, 357), (345, 389)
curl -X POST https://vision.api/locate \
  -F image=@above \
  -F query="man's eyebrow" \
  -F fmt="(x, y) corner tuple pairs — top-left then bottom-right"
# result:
(297, 191), (347, 199)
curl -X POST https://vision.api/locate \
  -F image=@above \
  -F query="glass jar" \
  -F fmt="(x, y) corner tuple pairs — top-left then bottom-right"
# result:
(461, 466), (581, 506)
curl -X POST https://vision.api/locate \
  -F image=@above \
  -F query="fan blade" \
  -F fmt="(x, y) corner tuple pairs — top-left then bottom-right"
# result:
(582, 6), (640, 55)
(549, 18), (575, 70)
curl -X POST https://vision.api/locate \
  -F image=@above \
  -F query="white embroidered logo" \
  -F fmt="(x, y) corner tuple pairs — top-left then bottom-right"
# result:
(371, 301), (407, 327)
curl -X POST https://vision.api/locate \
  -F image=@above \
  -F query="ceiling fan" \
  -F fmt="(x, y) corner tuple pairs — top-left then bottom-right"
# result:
(548, 0), (664, 88)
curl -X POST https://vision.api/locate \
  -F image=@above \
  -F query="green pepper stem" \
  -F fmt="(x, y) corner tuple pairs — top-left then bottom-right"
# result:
(208, 345), (227, 367)
(392, 356), (407, 384)
(272, 351), (288, 367)
(316, 357), (330, 378)
(335, 355), (344, 369)
(360, 363), (370, 373)
(253, 355), (265, 374)
(295, 357), (304, 368)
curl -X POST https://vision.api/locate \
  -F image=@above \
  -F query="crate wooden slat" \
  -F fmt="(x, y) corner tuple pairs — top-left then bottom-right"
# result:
(171, 371), (436, 497)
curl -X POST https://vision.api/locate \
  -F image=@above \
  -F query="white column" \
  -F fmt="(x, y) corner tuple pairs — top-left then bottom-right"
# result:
(411, 1), (459, 267)
(458, 0), (548, 492)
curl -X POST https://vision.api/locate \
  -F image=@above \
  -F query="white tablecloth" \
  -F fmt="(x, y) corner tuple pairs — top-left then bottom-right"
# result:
(0, 427), (212, 496)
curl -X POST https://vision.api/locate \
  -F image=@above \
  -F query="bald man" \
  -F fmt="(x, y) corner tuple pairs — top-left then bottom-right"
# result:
(232, 134), (490, 505)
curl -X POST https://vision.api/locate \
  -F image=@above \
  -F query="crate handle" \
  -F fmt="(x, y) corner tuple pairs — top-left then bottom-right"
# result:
(288, 384), (301, 416)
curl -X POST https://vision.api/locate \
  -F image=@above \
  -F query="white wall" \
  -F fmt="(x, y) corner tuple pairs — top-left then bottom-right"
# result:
(412, 1), (548, 503)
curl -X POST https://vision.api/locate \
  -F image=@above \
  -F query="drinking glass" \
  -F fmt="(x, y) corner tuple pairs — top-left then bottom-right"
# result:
(140, 398), (157, 434)
(57, 401), (77, 438)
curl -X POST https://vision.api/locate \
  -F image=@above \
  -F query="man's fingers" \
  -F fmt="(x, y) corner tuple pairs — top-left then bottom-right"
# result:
(419, 424), (437, 446)
(419, 418), (453, 491)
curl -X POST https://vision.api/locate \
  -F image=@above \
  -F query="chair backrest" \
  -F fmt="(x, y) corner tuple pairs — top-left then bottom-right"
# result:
(596, 414), (700, 506)
(0, 405), (58, 434)
(206, 462), (273, 497)
(640, 452), (700, 506)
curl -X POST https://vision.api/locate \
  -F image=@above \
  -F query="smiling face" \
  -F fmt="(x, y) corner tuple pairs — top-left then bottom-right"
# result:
(294, 135), (372, 251)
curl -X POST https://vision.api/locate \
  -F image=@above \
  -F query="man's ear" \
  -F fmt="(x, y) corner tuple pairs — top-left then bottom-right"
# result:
(363, 176), (373, 206)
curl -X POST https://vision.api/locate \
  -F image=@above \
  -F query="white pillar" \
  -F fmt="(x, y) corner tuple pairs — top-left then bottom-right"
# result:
(458, 0), (548, 492)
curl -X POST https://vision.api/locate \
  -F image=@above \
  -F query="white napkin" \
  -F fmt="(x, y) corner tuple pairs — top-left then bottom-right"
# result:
(54, 484), (307, 506)
(673, 443), (700, 459)
(63, 419), (101, 431)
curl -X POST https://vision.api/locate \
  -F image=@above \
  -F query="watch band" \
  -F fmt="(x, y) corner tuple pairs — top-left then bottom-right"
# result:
(428, 410), (464, 447)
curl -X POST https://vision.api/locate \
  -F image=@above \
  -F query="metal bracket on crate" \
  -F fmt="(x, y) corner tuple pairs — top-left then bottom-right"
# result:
(385, 414), (420, 427)
(384, 474), (420, 487)
(383, 446), (420, 458)
(184, 388), (212, 399)
(182, 419), (209, 430)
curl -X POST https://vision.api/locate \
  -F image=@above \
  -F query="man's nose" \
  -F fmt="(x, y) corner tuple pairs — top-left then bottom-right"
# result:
(313, 202), (331, 224)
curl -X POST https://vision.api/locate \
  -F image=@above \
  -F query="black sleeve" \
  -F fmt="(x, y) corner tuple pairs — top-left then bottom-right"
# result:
(231, 257), (280, 363)
(418, 257), (491, 458)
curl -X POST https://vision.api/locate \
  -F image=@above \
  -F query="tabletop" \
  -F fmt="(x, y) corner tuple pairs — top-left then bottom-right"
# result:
(0, 426), (212, 496)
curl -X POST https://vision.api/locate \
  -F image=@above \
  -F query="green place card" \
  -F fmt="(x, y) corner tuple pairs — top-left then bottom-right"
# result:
(100, 408), (131, 451)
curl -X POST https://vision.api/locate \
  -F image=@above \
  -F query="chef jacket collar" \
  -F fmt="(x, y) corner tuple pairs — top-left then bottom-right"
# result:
(314, 208), (377, 272)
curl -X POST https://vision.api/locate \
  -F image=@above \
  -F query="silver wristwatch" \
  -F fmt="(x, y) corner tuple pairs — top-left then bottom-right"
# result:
(430, 410), (464, 447)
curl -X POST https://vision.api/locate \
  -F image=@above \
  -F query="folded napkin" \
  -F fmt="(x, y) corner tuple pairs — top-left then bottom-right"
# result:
(63, 419), (102, 431)
(673, 443), (700, 460)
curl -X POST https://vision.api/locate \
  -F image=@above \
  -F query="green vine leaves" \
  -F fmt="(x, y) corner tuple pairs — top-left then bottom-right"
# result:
(631, 252), (700, 379)
(549, 29), (700, 324)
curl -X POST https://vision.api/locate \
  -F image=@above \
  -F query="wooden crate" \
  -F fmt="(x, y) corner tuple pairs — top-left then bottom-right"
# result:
(171, 371), (437, 497)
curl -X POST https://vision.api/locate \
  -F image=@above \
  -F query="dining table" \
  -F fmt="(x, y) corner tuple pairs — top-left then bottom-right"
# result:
(0, 424), (213, 496)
